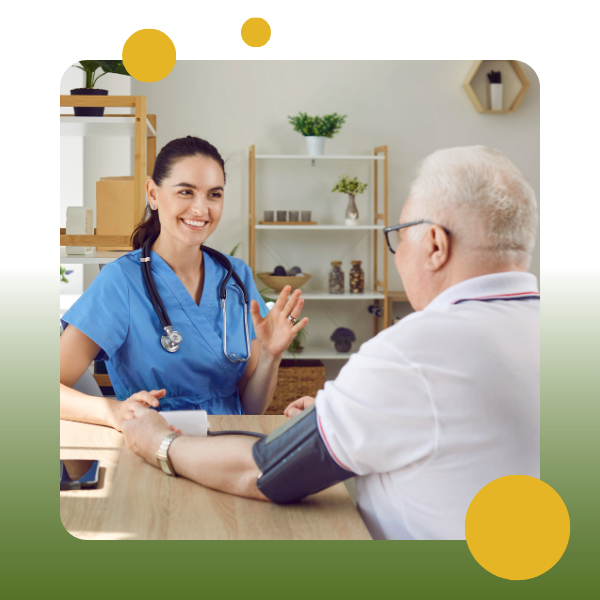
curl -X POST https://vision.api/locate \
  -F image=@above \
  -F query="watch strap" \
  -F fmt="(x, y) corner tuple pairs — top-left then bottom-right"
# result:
(156, 432), (181, 476)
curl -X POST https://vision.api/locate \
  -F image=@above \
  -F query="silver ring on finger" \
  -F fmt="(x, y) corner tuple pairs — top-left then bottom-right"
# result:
(288, 314), (298, 324)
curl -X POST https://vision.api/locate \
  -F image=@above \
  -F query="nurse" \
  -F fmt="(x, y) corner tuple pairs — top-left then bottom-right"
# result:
(60, 136), (307, 430)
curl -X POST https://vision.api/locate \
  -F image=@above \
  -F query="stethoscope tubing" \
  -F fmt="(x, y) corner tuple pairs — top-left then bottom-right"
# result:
(141, 233), (251, 361)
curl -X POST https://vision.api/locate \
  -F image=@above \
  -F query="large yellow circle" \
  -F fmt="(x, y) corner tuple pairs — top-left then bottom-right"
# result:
(465, 476), (570, 580)
(122, 29), (176, 83)
(241, 18), (271, 47)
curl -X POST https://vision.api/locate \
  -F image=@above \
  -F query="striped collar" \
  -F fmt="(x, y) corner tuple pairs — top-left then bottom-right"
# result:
(424, 272), (540, 311)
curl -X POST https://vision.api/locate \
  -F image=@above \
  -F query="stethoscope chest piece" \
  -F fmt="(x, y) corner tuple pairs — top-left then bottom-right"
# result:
(142, 235), (250, 361)
(161, 326), (183, 353)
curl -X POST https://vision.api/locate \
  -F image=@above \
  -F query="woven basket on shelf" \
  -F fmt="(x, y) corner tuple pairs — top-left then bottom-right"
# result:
(264, 359), (325, 415)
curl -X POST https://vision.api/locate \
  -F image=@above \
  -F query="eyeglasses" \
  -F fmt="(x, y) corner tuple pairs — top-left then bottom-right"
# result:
(383, 220), (451, 254)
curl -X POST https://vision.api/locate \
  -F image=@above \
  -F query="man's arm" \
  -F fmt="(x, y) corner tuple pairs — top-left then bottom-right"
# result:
(121, 408), (268, 501)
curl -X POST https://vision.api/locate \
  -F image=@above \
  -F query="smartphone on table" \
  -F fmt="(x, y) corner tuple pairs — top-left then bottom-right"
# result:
(60, 460), (100, 490)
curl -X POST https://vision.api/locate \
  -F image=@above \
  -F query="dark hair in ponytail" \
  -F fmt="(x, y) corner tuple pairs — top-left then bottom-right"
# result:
(131, 136), (226, 250)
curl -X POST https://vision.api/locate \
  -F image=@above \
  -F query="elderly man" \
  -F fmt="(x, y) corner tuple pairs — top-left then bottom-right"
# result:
(122, 146), (540, 540)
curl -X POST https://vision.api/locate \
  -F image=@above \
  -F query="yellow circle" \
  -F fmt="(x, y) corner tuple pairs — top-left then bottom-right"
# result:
(465, 476), (570, 580)
(122, 29), (176, 83)
(241, 18), (271, 47)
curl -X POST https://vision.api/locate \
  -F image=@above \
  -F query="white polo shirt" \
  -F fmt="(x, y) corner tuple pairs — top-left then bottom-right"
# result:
(316, 272), (540, 540)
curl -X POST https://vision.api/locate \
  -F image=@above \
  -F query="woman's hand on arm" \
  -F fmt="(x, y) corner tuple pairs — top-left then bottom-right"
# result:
(60, 325), (166, 431)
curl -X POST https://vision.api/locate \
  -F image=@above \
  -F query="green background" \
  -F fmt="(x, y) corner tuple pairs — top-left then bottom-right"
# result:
(1, 276), (596, 598)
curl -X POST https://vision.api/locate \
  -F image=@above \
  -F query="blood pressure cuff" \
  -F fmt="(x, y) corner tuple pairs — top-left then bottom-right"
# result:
(252, 404), (356, 504)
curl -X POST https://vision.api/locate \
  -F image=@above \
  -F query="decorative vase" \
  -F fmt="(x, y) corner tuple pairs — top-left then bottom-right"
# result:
(305, 136), (326, 156)
(490, 83), (503, 111)
(70, 88), (109, 117)
(345, 194), (359, 226)
(335, 341), (352, 353)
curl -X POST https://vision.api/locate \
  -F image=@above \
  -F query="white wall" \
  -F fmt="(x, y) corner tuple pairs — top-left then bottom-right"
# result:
(130, 60), (539, 378)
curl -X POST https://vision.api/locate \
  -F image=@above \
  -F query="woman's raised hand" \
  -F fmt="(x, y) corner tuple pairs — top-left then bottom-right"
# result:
(250, 286), (308, 358)
(107, 389), (166, 431)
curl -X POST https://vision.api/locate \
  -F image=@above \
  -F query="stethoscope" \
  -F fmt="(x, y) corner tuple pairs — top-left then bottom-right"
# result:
(141, 234), (252, 362)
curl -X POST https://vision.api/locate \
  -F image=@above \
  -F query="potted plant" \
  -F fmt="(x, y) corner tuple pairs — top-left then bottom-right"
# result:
(288, 112), (347, 156)
(330, 327), (356, 353)
(288, 327), (308, 357)
(60, 265), (73, 283)
(71, 60), (131, 117)
(332, 175), (368, 226)
(487, 70), (503, 111)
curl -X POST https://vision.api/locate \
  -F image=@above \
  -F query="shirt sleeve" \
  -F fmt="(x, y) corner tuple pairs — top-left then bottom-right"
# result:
(315, 333), (438, 476)
(231, 257), (269, 341)
(60, 262), (130, 361)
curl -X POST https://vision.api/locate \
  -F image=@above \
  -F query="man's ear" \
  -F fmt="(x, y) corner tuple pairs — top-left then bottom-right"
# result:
(424, 225), (450, 271)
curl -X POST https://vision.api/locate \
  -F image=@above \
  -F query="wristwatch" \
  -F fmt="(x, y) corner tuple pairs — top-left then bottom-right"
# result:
(156, 432), (181, 476)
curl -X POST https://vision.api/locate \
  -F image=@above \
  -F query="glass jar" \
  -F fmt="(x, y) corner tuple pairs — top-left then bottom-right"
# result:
(349, 260), (365, 293)
(328, 261), (344, 294)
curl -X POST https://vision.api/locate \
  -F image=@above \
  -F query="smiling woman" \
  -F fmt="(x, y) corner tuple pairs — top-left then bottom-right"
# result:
(131, 137), (226, 251)
(60, 136), (308, 431)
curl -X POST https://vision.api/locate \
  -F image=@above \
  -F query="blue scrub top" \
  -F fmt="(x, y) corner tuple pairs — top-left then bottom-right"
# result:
(61, 248), (269, 414)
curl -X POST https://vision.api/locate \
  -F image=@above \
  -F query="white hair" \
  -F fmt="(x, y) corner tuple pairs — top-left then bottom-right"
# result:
(407, 146), (538, 267)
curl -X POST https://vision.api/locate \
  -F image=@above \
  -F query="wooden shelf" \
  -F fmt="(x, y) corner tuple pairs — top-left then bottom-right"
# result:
(463, 60), (530, 114)
(249, 144), (390, 335)
(59, 96), (155, 256)
(388, 290), (409, 302)
(258, 221), (317, 226)
(282, 347), (358, 360)
(260, 291), (386, 301)
(60, 249), (129, 265)
(255, 224), (385, 230)
(256, 154), (385, 160)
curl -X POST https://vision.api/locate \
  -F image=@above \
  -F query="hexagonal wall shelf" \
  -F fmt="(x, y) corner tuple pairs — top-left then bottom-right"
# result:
(463, 60), (530, 114)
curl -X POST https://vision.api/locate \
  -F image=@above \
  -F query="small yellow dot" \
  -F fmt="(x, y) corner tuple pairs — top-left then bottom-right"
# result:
(241, 18), (271, 47)
(122, 29), (176, 83)
(465, 476), (570, 580)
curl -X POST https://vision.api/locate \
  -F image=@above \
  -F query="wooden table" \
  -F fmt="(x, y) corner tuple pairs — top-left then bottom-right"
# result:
(60, 416), (371, 540)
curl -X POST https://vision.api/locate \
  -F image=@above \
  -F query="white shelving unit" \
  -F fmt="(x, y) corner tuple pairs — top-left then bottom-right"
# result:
(282, 348), (358, 360)
(249, 145), (390, 361)
(60, 248), (129, 265)
(59, 95), (157, 258)
(255, 224), (385, 230)
(60, 116), (156, 138)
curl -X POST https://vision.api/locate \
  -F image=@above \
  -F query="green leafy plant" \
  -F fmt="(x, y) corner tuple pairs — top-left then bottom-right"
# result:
(73, 60), (131, 89)
(332, 175), (368, 196)
(60, 265), (73, 283)
(288, 326), (308, 358)
(229, 242), (242, 257)
(288, 112), (347, 138)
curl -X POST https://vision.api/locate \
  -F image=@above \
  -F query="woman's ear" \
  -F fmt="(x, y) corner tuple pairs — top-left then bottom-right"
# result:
(146, 179), (158, 210)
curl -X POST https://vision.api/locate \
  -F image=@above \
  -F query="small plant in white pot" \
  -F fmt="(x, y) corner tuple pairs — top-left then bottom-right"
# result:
(332, 175), (367, 226)
(288, 112), (347, 156)
(487, 70), (503, 111)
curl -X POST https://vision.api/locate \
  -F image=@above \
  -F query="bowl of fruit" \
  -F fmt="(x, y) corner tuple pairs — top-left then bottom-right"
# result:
(255, 266), (312, 293)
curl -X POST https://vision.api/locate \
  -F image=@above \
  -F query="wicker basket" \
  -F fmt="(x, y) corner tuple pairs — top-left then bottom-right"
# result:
(264, 359), (325, 415)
